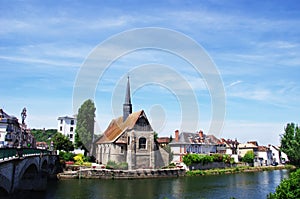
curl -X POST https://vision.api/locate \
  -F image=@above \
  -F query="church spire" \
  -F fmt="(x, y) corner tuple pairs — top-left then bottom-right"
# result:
(123, 76), (132, 121)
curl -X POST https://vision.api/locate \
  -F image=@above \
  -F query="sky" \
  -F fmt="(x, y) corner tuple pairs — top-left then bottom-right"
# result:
(0, 0), (299, 145)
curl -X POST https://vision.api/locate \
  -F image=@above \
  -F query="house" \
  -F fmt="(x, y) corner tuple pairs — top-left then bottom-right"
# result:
(220, 138), (239, 155)
(0, 109), (21, 148)
(0, 108), (35, 148)
(57, 115), (76, 143)
(256, 146), (272, 166)
(95, 77), (169, 169)
(269, 145), (289, 164)
(238, 141), (259, 158)
(169, 130), (223, 163)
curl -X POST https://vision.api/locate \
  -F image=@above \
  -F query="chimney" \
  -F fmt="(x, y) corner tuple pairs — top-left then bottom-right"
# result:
(199, 130), (203, 138)
(175, 130), (179, 142)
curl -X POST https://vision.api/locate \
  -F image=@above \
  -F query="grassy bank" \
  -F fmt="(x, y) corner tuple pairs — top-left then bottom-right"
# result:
(186, 165), (296, 176)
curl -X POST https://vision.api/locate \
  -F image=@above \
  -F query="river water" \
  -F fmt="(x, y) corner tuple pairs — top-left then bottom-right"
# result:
(8, 169), (289, 199)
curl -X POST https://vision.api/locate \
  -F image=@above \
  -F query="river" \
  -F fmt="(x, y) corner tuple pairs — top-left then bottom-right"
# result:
(7, 169), (289, 199)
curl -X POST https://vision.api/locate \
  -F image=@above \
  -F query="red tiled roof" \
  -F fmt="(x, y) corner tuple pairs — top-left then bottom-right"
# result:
(156, 137), (170, 144)
(96, 110), (143, 144)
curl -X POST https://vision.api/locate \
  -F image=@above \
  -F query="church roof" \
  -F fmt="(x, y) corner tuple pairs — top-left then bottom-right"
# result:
(96, 110), (144, 144)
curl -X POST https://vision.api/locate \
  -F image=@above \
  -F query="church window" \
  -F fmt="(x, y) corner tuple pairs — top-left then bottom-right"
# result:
(121, 146), (124, 153)
(139, 137), (146, 149)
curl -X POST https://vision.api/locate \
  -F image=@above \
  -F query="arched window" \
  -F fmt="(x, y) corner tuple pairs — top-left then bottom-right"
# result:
(139, 137), (146, 149)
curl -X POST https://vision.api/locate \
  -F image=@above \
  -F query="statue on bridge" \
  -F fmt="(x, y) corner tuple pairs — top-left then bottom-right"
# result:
(21, 107), (27, 125)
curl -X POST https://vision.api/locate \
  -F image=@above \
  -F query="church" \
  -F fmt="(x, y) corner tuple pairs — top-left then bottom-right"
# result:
(95, 77), (169, 169)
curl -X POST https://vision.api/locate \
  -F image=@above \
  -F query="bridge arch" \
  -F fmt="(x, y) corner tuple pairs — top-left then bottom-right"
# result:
(21, 164), (38, 180)
(0, 173), (10, 195)
(19, 158), (40, 178)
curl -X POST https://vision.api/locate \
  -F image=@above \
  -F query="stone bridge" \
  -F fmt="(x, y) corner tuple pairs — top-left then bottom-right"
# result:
(0, 148), (61, 195)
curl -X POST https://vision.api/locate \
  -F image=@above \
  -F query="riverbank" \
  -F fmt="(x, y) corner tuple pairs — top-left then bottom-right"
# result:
(57, 168), (186, 180)
(186, 164), (296, 176)
(57, 164), (295, 180)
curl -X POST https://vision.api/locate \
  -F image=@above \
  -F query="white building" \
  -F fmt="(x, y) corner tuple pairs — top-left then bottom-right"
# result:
(0, 109), (21, 148)
(269, 145), (289, 164)
(57, 116), (76, 143)
(256, 146), (272, 166)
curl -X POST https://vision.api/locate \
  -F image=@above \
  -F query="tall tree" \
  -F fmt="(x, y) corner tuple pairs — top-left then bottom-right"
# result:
(281, 123), (300, 166)
(75, 99), (96, 153)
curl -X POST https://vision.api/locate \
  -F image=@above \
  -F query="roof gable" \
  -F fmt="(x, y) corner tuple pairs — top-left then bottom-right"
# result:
(96, 110), (152, 144)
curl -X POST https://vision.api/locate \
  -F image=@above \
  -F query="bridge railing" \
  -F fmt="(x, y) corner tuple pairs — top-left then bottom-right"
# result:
(0, 148), (51, 161)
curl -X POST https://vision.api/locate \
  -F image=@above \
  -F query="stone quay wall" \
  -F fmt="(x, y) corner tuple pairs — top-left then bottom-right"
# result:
(57, 168), (186, 180)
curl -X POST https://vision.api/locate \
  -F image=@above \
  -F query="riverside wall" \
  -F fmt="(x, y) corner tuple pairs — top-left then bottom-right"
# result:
(57, 168), (186, 180)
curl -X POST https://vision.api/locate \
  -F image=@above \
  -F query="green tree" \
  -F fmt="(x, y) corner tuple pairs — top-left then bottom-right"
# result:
(242, 150), (255, 164)
(31, 129), (57, 145)
(268, 168), (300, 199)
(51, 133), (74, 152)
(75, 99), (96, 153)
(281, 123), (300, 166)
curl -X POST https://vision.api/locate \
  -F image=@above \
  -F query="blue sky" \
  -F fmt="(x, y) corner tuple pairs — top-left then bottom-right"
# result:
(1, 0), (299, 145)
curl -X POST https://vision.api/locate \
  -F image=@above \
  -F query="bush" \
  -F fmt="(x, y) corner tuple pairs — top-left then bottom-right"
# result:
(242, 151), (255, 164)
(74, 154), (84, 165)
(183, 153), (235, 166)
(59, 151), (75, 161)
(268, 168), (300, 198)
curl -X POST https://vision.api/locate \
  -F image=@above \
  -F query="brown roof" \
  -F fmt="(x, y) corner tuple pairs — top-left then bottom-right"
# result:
(156, 137), (170, 144)
(258, 146), (269, 152)
(96, 110), (143, 144)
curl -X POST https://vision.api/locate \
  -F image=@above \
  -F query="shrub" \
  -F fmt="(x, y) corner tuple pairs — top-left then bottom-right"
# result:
(242, 151), (255, 164)
(268, 168), (300, 199)
(59, 151), (75, 161)
(74, 154), (84, 165)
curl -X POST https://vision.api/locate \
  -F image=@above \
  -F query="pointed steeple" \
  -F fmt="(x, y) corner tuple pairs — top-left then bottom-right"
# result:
(123, 76), (132, 121)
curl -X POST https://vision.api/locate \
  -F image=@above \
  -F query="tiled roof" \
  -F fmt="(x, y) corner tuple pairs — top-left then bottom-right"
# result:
(96, 110), (143, 144)
(156, 137), (170, 144)
(169, 132), (221, 145)
(258, 146), (269, 152)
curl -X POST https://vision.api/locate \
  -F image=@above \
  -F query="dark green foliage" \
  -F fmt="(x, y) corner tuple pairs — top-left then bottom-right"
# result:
(51, 133), (74, 152)
(281, 123), (300, 166)
(59, 151), (75, 161)
(242, 151), (255, 163)
(268, 169), (300, 199)
(183, 153), (234, 166)
(154, 132), (158, 140)
(31, 129), (57, 145)
(75, 99), (96, 153)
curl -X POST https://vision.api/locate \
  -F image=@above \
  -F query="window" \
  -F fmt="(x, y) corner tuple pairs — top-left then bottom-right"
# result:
(59, 126), (62, 131)
(70, 134), (73, 139)
(71, 120), (74, 125)
(139, 137), (146, 149)
(128, 137), (130, 145)
(121, 146), (124, 153)
(70, 127), (74, 132)
(60, 119), (63, 124)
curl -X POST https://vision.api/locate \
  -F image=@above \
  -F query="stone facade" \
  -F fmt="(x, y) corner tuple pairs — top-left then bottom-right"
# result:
(95, 77), (169, 169)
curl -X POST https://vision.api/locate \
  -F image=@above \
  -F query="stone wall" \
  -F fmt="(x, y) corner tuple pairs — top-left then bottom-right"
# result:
(154, 147), (169, 168)
(58, 168), (185, 179)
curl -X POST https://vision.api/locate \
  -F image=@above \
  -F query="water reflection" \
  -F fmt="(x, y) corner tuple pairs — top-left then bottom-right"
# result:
(3, 170), (290, 199)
